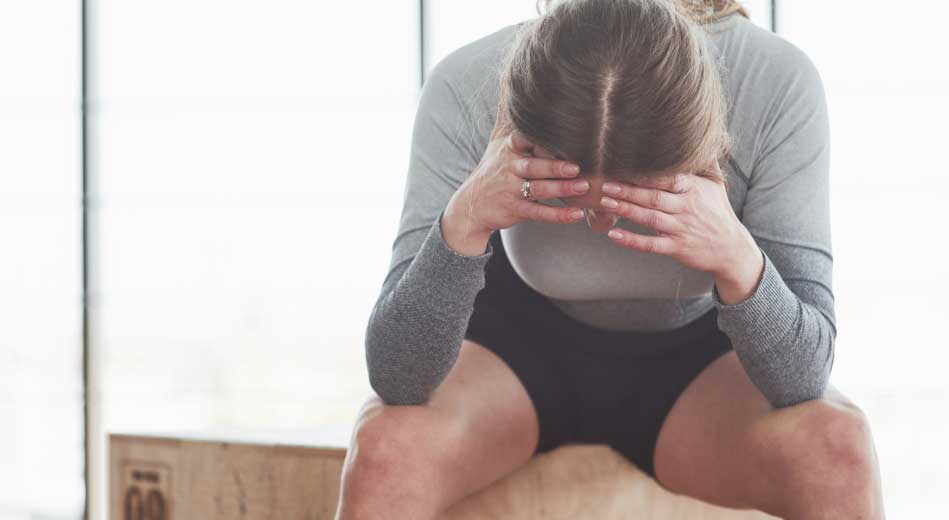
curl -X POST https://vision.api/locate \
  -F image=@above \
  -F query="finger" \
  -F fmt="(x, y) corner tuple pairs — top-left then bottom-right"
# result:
(601, 181), (685, 214)
(630, 172), (692, 194)
(697, 165), (727, 185)
(532, 144), (558, 160)
(513, 199), (586, 224)
(606, 229), (677, 255)
(600, 196), (680, 233)
(507, 129), (537, 155)
(511, 155), (581, 179)
(515, 178), (591, 200)
(706, 160), (724, 180)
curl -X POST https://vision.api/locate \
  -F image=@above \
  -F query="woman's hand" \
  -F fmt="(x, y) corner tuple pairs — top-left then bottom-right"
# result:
(443, 102), (591, 244)
(597, 164), (764, 302)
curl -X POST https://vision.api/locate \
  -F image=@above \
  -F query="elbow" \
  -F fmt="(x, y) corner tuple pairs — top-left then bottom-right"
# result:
(364, 332), (433, 406)
(767, 341), (835, 409)
(767, 373), (830, 409)
(362, 304), (461, 406)
(367, 364), (431, 406)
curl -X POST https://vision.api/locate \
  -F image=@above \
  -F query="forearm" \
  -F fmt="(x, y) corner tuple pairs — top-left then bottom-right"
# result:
(713, 227), (765, 306)
(441, 198), (494, 256)
(365, 208), (494, 405)
(713, 36), (836, 409)
(713, 245), (836, 408)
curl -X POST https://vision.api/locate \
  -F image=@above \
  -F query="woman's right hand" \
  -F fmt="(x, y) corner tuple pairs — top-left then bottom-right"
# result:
(443, 102), (590, 247)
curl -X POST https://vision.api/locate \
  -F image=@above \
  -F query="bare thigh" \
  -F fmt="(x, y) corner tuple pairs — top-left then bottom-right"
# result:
(341, 339), (541, 515)
(654, 351), (873, 514)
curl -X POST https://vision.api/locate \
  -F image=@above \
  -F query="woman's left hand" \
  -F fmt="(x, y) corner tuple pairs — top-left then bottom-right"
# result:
(598, 162), (761, 284)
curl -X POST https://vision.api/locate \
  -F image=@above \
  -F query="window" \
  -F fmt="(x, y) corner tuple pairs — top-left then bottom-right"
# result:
(0, 2), (83, 518)
(779, 2), (949, 516)
(426, 0), (773, 78)
(8, 2), (941, 517)
(86, 1), (416, 517)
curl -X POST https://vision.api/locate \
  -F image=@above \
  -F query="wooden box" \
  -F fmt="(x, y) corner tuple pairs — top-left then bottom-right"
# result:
(109, 432), (346, 520)
(109, 433), (777, 520)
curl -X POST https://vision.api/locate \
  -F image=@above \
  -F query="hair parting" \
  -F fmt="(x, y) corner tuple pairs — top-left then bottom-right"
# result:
(503, 0), (739, 184)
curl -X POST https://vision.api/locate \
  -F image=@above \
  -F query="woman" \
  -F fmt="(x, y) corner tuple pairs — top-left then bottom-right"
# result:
(337, 0), (885, 518)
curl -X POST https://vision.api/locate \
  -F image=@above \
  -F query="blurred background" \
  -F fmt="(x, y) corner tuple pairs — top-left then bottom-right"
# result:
(0, 0), (946, 518)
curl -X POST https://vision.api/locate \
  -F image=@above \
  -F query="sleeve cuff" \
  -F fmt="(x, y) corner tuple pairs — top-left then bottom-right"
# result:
(712, 246), (766, 310)
(434, 208), (495, 260)
(401, 208), (494, 295)
(712, 248), (801, 354)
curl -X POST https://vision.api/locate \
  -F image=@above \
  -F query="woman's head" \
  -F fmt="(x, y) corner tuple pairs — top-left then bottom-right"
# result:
(499, 0), (734, 196)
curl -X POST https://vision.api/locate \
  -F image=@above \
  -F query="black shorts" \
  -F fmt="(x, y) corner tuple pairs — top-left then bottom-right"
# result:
(464, 230), (734, 478)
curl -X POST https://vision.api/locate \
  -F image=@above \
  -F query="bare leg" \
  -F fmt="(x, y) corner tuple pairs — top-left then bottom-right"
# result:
(335, 339), (542, 520)
(654, 351), (885, 520)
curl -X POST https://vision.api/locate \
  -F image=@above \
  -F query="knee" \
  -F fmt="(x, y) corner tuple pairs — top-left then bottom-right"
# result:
(777, 399), (877, 496)
(342, 397), (456, 494)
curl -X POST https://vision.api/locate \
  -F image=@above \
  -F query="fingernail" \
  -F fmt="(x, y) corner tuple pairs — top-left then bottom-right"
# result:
(602, 183), (621, 195)
(571, 209), (585, 219)
(600, 196), (618, 208)
(608, 230), (623, 239)
(574, 180), (590, 192)
(565, 164), (581, 176)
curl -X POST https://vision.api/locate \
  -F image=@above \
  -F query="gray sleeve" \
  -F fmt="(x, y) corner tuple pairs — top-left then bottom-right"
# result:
(712, 43), (837, 408)
(364, 57), (496, 405)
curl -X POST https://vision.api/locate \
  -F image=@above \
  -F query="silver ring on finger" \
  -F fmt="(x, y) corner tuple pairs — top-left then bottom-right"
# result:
(520, 179), (535, 201)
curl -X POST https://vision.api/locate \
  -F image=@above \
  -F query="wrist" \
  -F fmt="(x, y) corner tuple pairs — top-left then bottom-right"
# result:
(713, 230), (764, 305)
(441, 199), (493, 257)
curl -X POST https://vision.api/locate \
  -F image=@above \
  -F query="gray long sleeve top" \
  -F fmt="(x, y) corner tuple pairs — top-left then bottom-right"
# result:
(365, 13), (836, 409)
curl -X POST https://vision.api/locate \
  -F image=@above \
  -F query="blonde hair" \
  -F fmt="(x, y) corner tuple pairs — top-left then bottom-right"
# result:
(538, 0), (749, 22)
(503, 0), (733, 182)
(674, 0), (749, 22)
